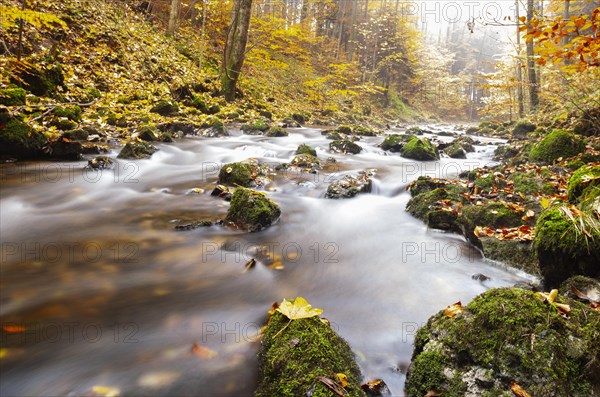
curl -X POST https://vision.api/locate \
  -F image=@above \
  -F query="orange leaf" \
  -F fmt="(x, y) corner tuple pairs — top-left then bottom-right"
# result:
(444, 301), (463, 318)
(191, 343), (217, 360)
(2, 325), (27, 334)
(510, 382), (532, 397)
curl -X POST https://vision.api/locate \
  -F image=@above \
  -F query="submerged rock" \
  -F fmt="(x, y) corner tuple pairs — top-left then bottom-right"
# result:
(256, 303), (366, 397)
(406, 287), (600, 397)
(225, 188), (281, 232)
(326, 170), (375, 199)
(117, 141), (157, 159)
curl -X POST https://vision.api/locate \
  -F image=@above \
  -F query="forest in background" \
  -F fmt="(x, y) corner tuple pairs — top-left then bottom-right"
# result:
(0, 0), (598, 129)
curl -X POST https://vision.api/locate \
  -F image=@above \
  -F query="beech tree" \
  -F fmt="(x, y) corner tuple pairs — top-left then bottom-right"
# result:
(222, 0), (253, 101)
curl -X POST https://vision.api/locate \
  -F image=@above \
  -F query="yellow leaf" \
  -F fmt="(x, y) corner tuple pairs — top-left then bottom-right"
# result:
(276, 297), (323, 320)
(540, 197), (551, 209)
(444, 301), (463, 318)
(510, 381), (531, 397)
(336, 373), (348, 388)
(91, 386), (121, 397)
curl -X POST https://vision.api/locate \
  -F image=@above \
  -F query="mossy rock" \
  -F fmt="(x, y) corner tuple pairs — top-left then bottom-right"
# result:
(117, 141), (157, 159)
(136, 125), (160, 141)
(426, 210), (460, 232)
(225, 188), (281, 232)
(201, 120), (228, 137)
(256, 310), (366, 397)
(52, 105), (82, 121)
(336, 125), (353, 134)
(407, 186), (467, 223)
(453, 135), (475, 152)
(406, 126), (428, 135)
(529, 129), (586, 163)
(534, 206), (600, 287)
(406, 288), (600, 397)
(51, 118), (78, 131)
(459, 202), (524, 247)
(354, 125), (377, 136)
(296, 144), (317, 157)
(0, 116), (47, 158)
(479, 237), (539, 275)
(218, 162), (254, 187)
(567, 165), (600, 204)
(381, 134), (414, 152)
(150, 100), (179, 116)
(11, 63), (64, 97)
(265, 126), (288, 137)
(510, 173), (555, 196)
(241, 119), (269, 134)
(409, 176), (451, 197)
(444, 143), (466, 159)
(291, 154), (320, 169)
(559, 275), (600, 301)
(401, 137), (439, 161)
(512, 120), (536, 137)
(329, 140), (362, 154)
(190, 96), (220, 114)
(0, 87), (26, 106)
(325, 173), (373, 199)
(325, 131), (346, 140)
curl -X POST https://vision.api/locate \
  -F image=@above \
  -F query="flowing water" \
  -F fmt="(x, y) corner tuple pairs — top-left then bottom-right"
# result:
(0, 126), (536, 396)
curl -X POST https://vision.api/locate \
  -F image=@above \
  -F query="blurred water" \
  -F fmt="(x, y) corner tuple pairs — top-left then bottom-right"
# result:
(0, 126), (535, 396)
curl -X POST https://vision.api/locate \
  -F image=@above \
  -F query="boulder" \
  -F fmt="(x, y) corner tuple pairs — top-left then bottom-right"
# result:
(529, 129), (586, 163)
(0, 87), (26, 106)
(117, 141), (157, 159)
(381, 134), (414, 152)
(218, 162), (255, 187)
(400, 137), (439, 161)
(459, 202), (524, 247)
(150, 100), (179, 116)
(225, 188), (281, 232)
(326, 171), (375, 199)
(0, 114), (47, 158)
(265, 126), (288, 137)
(241, 120), (269, 135)
(296, 144), (317, 157)
(406, 288), (600, 397)
(329, 140), (362, 154)
(567, 165), (600, 204)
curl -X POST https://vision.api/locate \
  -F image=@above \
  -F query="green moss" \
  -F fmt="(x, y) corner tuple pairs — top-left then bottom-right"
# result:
(380, 134), (413, 152)
(407, 288), (600, 397)
(512, 120), (536, 137)
(117, 141), (157, 159)
(529, 129), (586, 163)
(401, 137), (439, 161)
(150, 100), (179, 115)
(257, 311), (365, 397)
(474, 174), (497, 191)
(479, 238), (539, 275)
(53, 105), (82, 121)
(137, 125), (159, 141)
(265, 126), (288, 137)
(407, 186), (467, 220)
(0, 87), (26, 106)
(11, 63), (64, 97)
(241, 119), (269, 134)
(0, 117), (47, 157)
(444, 143), (466, 159)
(296, 144), (317, 157)
(225, 188), (281, 232)
(534, 206), (600, 287)
(405, 350), (447, 397)
(336, 124), (353, 134)
(329, 140), (362, 154)
(511, 173), (545, 196)
(409, 176), (450, 197)
(354, 125), (377, 136)
(218, 162), (254, 187)
(567, 165), (600, 203)
(459, 202), (524, 246)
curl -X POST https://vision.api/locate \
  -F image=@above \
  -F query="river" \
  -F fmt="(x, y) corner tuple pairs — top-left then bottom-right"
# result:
(0, 125), (535, 396)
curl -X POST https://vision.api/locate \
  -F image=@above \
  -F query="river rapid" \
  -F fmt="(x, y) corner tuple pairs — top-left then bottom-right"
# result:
(0, 125), (536, 396)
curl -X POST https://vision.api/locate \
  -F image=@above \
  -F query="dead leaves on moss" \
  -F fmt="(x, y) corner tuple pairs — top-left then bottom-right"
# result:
(474, 225), (535, 241)
(535, 289), (571, 316)
(444, 301), (464, 318)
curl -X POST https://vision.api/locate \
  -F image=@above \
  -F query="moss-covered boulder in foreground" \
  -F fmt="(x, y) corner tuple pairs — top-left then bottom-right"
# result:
(225, 188), (280, 232)
(218, 162), (254, 187)
(529, 129), (586, 163)
(401, 137), (439, 161)
(117, 141), (157, 159)
(534, 206), (600, 287)
(406, 288), (600, 397)
(256, 310), (366, 397)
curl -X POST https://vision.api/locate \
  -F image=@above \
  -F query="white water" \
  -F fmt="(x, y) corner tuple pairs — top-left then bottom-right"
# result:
(0, 126), (535, 396)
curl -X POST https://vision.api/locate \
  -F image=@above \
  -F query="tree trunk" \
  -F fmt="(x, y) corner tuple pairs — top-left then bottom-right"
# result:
(515, 0), (524, 118)
(167, 0), (180, 35)
(222, 0), (253, 102)
(526, 0), (539, 111)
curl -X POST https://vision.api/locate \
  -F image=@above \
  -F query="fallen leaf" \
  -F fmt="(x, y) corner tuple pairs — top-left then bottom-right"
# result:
(91, 386), (121, 397)
(444, 301), (463, 318)
(510, 381), (532, 397)
(276, 297), (323, 320)
(360, 379), (390, 395)
(425, 390), (444, 396)
(317, 376), (346, 396)
(336, 373), (348, 388)
(536, 290), (571, 315)
(2, 325), (26, 334)
(191, 343), (217, 360)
